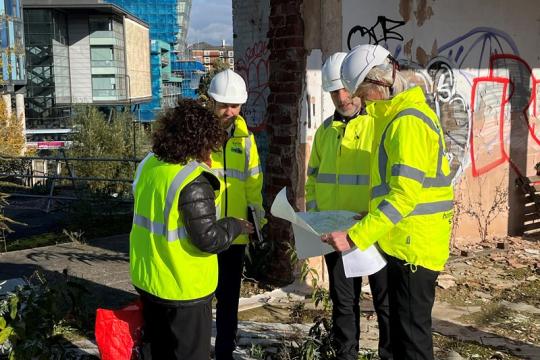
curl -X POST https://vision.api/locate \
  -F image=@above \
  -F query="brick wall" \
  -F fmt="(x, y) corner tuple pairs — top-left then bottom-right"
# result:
(264, 0), (305, 284)
(232, 0), (306, 283)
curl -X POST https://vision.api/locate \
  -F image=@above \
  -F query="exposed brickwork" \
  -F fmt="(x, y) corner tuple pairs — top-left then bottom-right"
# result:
(264, 0), (305, 284)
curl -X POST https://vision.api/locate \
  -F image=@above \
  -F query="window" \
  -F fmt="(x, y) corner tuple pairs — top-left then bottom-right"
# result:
(228, 58), (234, 65)
(89, 16), (112, 32)
(203, 50), (210, 56)
(228, 51), (234, 57)
(203, 57), (210, 64)
(91, 46), (115, 67)
(92, 75), (116, 97)
(91, 46), (113, 61)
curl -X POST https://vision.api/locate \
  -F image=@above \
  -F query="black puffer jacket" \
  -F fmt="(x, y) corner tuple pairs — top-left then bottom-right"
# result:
(179, 172), (242, 254)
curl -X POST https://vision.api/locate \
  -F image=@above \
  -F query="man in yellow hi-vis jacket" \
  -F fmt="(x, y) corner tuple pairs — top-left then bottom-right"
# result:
(208, 69), (266, 360)
(324, 44), (454, 360)
(306, 53), (392, 360)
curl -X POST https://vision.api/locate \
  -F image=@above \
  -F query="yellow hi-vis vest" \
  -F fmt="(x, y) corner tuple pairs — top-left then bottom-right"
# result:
(348, 87), (454, 271)
(210, 115), (265, 245)
(130, 153), (223, 301)
(306, 113), (373, 212)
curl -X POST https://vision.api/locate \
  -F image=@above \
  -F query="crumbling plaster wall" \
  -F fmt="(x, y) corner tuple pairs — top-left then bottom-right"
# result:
(231, 0), (540, 282)
(341, 0), (540, 241)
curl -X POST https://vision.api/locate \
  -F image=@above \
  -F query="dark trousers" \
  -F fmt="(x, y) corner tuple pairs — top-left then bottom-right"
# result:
(325, 252), (392, 360)
(368, 266), (393, 360)
(140, 295), (212, 360)
(215, 244), (246, 360)
(386, 255), (439, 360)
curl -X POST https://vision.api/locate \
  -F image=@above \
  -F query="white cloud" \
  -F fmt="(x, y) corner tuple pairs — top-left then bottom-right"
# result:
(187, 0), (233, 46)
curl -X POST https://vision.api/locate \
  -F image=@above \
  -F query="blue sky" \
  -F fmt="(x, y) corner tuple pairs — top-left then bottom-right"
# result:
(187, 0), (233, 46)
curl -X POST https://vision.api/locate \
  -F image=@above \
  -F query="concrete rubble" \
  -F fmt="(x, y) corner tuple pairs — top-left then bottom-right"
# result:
(0, 233), (538, 359)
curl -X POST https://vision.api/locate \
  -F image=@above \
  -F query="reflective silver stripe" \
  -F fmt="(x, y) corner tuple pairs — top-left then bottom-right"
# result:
(227, 168), (247, 181)
(133, 214), (188, 242)
(338, 174), (370, 185)
(132, 152), (154, 192)
(244, 134), (252, 179)
(306, 200), (317, 211)
(372, 183), (390, 198)
(213, 168), (225, 178)
(395, 109), (439, 133)
(247, 166), (261, 177)
(212, 168), (246, 181)
(163, 161), (200, 236)
(378, 200), (403, 224)
(391, 164), (425, 184)
(376, 108), (451, 195)
(317, 173), (336, 183)
(410, 200), (453, 216)
(316, 173), (369, 185)
(393, 109), (450, 187)
(423, 175), (453, 187)
(307, 166), (318, 176)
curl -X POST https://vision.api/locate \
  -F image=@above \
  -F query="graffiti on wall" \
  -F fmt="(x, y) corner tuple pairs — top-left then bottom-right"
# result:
(345, 17), (538, 180)
(235, 40), (270, 133)
(347, 16), (406, 51)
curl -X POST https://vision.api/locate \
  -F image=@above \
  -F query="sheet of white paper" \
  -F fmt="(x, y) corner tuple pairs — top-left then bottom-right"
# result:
(271, 187), (388, 275)
(297, 210), (358, 234)
(342, 246), (387, 278)
(270, 188), (333, 258)
(270, 187), (314, 233)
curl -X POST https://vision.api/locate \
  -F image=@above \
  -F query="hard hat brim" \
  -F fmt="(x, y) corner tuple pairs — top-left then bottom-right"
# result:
(323, 80), (345, 93)
(208, 92), (247, 105)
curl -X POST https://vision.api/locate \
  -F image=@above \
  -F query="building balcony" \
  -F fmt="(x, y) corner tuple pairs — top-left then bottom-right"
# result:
(89, 31), (119, 46)
(91, 60), (123, 75)
(92, 89), (127, 102)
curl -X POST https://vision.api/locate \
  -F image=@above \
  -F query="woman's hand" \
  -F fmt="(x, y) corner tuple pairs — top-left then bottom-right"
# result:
(237, 219), (254, 235)
(321, 231), (355, 252)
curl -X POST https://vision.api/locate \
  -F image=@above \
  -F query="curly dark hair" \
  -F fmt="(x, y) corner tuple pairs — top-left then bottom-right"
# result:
(152, 99), (226, 164)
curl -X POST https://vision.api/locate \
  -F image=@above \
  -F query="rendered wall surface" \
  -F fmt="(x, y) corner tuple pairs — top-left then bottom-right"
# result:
(68, 14), (93, 104)
(124, 18), (151, 101)
(232, 0), (271, 168)
(234, 0), (306, 283)
(341, 0), (540, 240)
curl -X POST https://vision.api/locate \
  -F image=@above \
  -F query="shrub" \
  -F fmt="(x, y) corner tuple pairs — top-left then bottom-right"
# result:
(67, 106), (150, 196)
(0, 272), (92, 359)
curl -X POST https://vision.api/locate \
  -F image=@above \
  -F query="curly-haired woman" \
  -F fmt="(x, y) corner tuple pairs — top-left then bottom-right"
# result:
(129, 99), (253, 360)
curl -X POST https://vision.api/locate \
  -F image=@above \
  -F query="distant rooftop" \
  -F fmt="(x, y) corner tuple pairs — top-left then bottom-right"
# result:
(188, 41), (233, 51)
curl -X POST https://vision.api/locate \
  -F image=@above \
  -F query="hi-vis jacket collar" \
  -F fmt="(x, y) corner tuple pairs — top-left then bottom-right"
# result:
(366, 86), (426, 118)
(230, 115), (250, 138)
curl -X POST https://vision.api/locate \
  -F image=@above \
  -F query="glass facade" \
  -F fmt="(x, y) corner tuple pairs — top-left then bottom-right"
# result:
(24, 9), (70, 129)
(1, 0), (25, 85)
(89, 15), (127, 102)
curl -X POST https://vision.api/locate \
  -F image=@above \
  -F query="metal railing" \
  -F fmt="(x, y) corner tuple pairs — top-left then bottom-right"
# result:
(0, 152), (141, 213)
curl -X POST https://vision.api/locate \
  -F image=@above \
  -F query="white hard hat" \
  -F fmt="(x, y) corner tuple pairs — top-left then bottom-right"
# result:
(208, 69), (248, 104)
(322, 52), (347, 92)
(341, 44), (391, 94)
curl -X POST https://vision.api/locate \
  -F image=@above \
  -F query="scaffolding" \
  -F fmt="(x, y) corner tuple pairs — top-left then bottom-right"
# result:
(174, 60), (205, 99)
(105, 0), (192, 120)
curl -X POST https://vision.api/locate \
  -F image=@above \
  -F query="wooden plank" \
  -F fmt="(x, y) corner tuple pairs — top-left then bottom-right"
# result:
(523, 221), (540, 232)
(523, 212), (540, 222)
